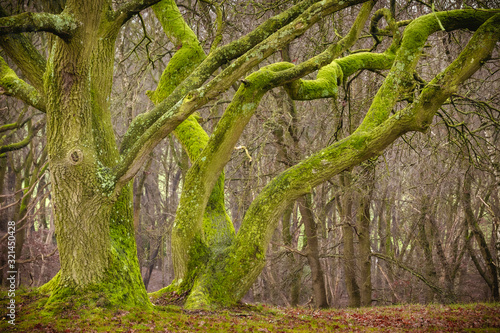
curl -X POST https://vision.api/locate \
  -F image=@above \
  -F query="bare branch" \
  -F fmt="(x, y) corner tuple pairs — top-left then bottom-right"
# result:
(371, 252), (444, 295)
(0, 120), (34, 155)
(0, 248), (58, 271)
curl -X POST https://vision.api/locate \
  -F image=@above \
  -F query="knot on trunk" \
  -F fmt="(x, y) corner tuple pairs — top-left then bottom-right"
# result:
(68, 149), (83, 165)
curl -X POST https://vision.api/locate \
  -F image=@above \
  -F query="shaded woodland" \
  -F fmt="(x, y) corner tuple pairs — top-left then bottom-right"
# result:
(0, 0), (499, 310)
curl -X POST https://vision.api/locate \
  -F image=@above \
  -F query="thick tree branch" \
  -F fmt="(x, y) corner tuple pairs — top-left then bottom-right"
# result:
(111, 0), (162, 27)
(119, 0), (327, 153)
(0, 7), (46, 91)
(189, 10), (500, 307)
(0, 12), (77, 40)
(356, 9), (499, 134)
(174, 2), (377, 305)
(0, 55), (46, 112)
(269, 0), (392, 92)
(410, 13), (500, 131)
(115, 0), (368, 190)
(145, 0), (234, 282)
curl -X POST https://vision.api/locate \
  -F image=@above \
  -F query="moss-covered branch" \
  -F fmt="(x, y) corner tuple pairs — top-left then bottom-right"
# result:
(185, 9), (500, 308)
(268, 0), (378, 89)
(115, 0), (367, 188)
(355, 9), (499, 134)
(146, 0), (206, 106)
(409, 13), (500, 131)
(143, 0), (234, 291)
(0, 11), (77, 40)
(175, 2), (377, 309)
(283, 50), (395, 101)
(0, 55), (46, 111)
(0, 7), (46, 91)
(0, 119), (34, 154)
(119, 0), (339, 153)
(0, 122), (18, 133)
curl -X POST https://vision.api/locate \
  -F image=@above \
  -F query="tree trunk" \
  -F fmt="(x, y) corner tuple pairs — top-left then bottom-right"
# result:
(143, 241), (161, 290)
(463, 172), (499, 301)
(417, 197), (438, 303)
(298, 194), (329, 308)
(340, 171), (361, 307)
(358, 164), (374, 307)
(39, 0), (149, 309)
(282, 203), (302, 306)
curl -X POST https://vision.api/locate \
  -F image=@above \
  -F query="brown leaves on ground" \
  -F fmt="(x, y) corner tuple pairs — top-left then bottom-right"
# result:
(2, 292), (499, 332)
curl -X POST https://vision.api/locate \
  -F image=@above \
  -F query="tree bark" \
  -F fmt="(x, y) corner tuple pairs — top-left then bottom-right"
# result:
(358, 164), (374, 307)
(37, 0), (149, 309)
(298, 194), (329, 308)
(339, 171), (361, 307)
(463, 171), (499, 301)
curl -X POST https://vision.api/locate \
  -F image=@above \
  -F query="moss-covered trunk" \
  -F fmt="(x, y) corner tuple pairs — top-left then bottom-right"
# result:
(141, 3), (499, 310)
(39, 0), (149, 309)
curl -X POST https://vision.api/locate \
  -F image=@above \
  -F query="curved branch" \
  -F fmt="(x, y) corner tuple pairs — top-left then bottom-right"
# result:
(0, 55), (46, 112)
(115, 0), (368, 189)
(111, 0), (162, 27)
(355, 9), (499, 134)
(268, 0), (381, 89)
(0, 120), (34, 155)
(0, 7), (46, 90)
(371, 252), (444, 295)
(145, 0), (235, 279)
(369, 8), (400, 45)
(172, 2), (377, 306)
(119, 0), (328, 153)
(0, 12), (77, 40)
(186, 9), (500, 308)
(410, 13), (500, 131)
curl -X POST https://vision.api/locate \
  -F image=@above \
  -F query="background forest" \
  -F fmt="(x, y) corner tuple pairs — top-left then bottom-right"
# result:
(0, 0), (499, 310)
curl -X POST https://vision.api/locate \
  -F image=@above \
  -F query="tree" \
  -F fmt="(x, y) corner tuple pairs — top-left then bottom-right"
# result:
(1, 0), (499, 310)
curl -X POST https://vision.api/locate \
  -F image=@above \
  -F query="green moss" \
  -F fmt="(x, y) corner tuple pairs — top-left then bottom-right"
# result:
(5, 291), (499, 332)
(0, 55), (44, 110)
(286, 61), (342, 100)
(38, 184), (150, 313)
(145, 0), (239, 305)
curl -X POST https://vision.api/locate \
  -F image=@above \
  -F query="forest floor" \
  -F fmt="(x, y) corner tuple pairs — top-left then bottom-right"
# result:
(1, 289), (499, 332)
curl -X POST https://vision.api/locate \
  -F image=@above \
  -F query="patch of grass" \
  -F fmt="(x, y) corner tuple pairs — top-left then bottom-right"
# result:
(1, 289), (499, 332)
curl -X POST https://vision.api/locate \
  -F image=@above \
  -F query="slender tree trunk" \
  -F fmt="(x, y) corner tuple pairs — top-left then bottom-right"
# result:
(298, 194), (329, 308)
(358, 164), (374, 306)
(339, 171), (361, 307)
(384, 195), (397, 304)
(133, 156), (152, 271)
(0, 156), (7, 286)
(417, 197), (438, 303)
(463, 172), (499, 301)
(143, 241), (161, 290)
(282, 203), (302, 306)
